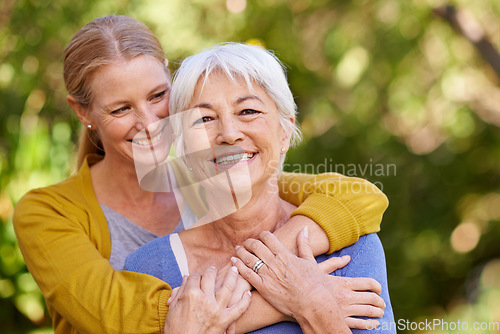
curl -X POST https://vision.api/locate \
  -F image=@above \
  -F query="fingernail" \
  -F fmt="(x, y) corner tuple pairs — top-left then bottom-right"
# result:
(167, 296), (172, 304)
(303, 226), (309, 238)
(231, 256), (237, 264)
(247, 290), (252, 296)
(231, 266), (238, 273)
(235, 245), (240, 250)
(342, 255), (350, 260)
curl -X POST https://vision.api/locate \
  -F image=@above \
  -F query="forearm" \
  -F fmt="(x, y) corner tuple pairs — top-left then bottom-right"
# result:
(235, 291), (293, 333)
(48, 265), (171, 333)
(233, 230), (353, 334)
(272, 214), (329, 256)
(296, 302), (351, 334)
(279, 172), (388, 254)
(230, 214), (330, 332)
(14, 195), (171, 333)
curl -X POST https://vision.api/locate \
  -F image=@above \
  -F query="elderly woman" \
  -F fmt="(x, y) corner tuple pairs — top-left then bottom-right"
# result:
(125, 43), (395, 333)
(14, 15), (388, 333)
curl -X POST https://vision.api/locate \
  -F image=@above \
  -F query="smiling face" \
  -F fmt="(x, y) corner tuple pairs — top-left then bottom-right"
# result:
(180, 71), (292, 194)
(86, 55), (172, 166)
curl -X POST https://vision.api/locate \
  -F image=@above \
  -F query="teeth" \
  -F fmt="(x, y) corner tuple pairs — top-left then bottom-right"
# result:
(133, 132), (162, 146)
(215, 153), (254, 165)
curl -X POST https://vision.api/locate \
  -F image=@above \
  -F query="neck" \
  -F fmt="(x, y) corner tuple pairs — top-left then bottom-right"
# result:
(199, 174), (295, 248)
(89, 154), (183, 236)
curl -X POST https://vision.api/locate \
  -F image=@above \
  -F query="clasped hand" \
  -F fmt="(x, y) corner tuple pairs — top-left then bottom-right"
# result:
(165, 266), (251, 333)
(232, 227), (385, 331)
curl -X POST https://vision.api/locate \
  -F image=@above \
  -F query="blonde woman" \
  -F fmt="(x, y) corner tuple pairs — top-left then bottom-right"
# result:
(15, 16), (388, 333)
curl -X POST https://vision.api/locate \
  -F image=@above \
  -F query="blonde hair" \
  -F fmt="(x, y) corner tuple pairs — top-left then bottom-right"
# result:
(63, 15), (168, 168)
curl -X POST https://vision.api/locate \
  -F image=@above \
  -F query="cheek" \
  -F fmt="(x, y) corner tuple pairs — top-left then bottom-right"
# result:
(103, 118), (134, 138)
(258, 120), (282, 150)
(157, 100), (170, 119)
(183, 129), (211, 154)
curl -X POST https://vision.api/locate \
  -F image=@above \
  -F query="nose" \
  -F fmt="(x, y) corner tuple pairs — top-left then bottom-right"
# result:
(216, 116), (243, 145)
(134, 107), (160, 132)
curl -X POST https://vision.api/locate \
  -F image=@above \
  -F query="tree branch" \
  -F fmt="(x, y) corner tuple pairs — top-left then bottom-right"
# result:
(434, 4), (500, 80)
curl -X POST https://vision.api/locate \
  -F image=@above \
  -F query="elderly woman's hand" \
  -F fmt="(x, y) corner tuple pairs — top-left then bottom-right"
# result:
(232, 227), (384, 331)
(165, 266), (251, 334)
(321, 270), (385, 329)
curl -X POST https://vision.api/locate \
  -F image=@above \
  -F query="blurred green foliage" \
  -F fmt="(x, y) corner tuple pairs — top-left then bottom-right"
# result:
(1, 0), (499, 333)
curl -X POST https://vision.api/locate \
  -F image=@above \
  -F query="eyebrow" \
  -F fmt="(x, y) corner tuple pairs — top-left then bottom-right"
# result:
(235, 95), (263, 104)
(192, 103), (212, 109)
(192, 95), (263, 109)
(103, 84), (170, 111)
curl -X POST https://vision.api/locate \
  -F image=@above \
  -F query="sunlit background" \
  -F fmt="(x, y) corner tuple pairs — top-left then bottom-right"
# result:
(1, 0), (499, 333)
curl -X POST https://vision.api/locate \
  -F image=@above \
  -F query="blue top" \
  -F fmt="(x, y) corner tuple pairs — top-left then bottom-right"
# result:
(125, 233), (395, 333)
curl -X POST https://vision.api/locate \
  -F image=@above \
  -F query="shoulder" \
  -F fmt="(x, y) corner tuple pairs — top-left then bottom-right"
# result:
(16, 158), (94, 211)
(14, 172), (87, 222)
(13, 159), (105, 239)
(317, 233), (387, 278)
(321, 234), (395, 332)
(336, 233), (385, 261)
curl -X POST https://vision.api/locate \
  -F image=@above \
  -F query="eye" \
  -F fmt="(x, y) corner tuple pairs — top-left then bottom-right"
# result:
(151, 90), (167, 101)
(192, 116), (214, 126)
(240, 109), (261, 116)
(111, 106), (131, 115)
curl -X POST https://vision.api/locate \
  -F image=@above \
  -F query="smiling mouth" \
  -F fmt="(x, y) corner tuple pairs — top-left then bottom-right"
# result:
(214, 152), (255, 165)
(132, 131), (162, 146)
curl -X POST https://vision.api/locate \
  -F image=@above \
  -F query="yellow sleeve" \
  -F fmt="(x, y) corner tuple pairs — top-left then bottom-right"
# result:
(278, 172), (389, 254)
(14, 189), (171, 333)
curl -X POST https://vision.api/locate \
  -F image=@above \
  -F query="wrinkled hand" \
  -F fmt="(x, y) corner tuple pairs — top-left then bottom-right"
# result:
(231, 227), (341, 322)
(165, 266), (252, 334)
(214, 262), (253, 304)
(213, 262), (253, 333)
(322, 273), (385, 329)
(308, 235), (385, 329)
(233, 227), (384, 330)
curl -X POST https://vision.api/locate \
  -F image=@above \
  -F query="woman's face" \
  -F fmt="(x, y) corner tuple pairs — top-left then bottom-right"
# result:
(180, 71), (291, 193)
(88, 55), (172, 166)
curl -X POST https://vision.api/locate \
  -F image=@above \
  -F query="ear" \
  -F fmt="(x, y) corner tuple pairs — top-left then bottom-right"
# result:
(280, 116), (295, 154)
(67, 95), (91, 126)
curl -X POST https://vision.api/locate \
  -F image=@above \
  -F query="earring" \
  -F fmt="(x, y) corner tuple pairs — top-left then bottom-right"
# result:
(87, 124), (92, 129)
(280, 147), (285, 152)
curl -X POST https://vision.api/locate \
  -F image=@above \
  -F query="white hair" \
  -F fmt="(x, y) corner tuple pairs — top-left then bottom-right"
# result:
(169, 42), (302, 172)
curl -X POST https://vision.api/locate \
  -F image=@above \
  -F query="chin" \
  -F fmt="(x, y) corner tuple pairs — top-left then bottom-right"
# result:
(199, 164), (253, 192)
(201, 170), (253, 216)
(133, 149), (170, 167)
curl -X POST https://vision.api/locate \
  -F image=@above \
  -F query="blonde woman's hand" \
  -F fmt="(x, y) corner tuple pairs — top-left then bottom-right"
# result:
(213, 262), (253, 333)
(164, 266), (251, 334)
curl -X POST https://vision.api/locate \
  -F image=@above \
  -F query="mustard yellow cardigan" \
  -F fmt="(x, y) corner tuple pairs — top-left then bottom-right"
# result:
(14, 154), (388, 333)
